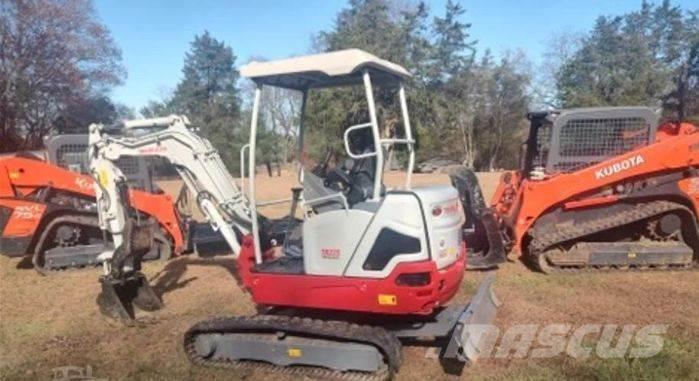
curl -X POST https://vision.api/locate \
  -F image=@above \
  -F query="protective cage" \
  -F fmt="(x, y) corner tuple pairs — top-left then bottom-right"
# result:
(45, 135), (154, 191)
(541, 107), (658, 174)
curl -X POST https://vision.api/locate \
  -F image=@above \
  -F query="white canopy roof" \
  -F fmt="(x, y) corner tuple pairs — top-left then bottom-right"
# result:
(240, 49), (411, 90)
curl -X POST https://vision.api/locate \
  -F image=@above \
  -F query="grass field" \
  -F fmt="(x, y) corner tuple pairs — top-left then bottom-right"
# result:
(0, 171), (697, 380)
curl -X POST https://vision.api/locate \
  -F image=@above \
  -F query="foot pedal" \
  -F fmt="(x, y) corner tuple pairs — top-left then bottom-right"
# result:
(97, 272), (162, 323)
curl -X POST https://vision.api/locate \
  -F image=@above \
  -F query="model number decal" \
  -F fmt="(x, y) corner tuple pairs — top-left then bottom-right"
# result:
(442, 202), (460, 215)
(321, 248), (341, 259)
(688, 178), (699, 194)
(595, 155), (645, 180)
(13, 205), (43, 220)
(138, 146), (167, 154)
(74, 177), (93, 191)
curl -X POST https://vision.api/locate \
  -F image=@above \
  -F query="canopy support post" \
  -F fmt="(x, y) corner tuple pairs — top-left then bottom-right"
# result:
(249, 84), (263, 265)
(362, 70), (384, 200)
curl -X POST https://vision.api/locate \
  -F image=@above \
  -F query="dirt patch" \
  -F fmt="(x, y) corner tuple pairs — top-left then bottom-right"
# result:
(1, 171), (697, 380)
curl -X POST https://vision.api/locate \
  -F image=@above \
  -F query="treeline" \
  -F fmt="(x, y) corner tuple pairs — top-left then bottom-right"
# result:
(1, 0), (697, 172)
(0, 0), (131, 152)
(555, 0), (699, 121)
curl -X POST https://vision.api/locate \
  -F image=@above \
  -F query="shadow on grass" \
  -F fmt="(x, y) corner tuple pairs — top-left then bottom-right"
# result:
(148, 255), (243, 299)
(15, 256), (33, 270)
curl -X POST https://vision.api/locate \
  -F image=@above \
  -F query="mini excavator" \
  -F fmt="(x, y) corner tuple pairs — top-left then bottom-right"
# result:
(88, 50), (500, 379)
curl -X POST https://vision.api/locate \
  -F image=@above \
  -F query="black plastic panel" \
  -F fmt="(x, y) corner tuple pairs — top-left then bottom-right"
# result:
(363, 228), (421, 271)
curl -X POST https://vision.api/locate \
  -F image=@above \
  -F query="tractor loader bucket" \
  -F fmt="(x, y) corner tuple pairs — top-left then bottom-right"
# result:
(444, 273), (501, 363)
(449, 168), (507, 269)
(97, 271), (162, 323)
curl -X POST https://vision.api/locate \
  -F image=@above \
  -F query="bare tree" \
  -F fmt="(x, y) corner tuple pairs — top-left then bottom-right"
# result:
(0, 0), (124, 151)
(532, 31), (584, 110)
(262, 86), (302, 163)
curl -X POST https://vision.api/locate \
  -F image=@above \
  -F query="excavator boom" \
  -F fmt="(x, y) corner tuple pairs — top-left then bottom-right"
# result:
(87, 115), (257, 321)
(89, 115), (251, 259)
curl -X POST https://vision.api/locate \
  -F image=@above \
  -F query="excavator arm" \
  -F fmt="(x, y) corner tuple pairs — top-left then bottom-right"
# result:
(88, 115), (253, 322)
(89, 115), (252, 264)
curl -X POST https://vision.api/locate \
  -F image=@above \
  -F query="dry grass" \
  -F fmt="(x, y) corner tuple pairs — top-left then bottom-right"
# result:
(1, 171), (697, 380)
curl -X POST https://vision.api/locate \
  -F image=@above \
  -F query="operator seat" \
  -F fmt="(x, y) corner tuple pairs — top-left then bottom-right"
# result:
(303, 170), (346, 213)
(276, 150), (382, 259)
(344, 155), (379, 205)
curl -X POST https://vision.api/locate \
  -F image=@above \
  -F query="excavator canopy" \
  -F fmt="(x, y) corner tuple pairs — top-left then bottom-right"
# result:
(240, 49), (411, 90)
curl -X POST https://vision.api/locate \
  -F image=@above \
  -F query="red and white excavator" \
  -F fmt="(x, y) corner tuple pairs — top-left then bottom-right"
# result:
(88, 49), (499, 379)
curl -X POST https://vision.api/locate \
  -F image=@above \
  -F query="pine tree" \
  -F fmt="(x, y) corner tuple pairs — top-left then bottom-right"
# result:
(555, 1), (699, 119)
(169, 31), (242, 167)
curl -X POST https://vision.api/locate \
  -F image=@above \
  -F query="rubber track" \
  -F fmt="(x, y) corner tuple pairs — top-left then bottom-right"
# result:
(33, 215), (102, 274)
(184, 314), (402, 381)
(529, 200), (698, 273)
(36, 221), (168, 274)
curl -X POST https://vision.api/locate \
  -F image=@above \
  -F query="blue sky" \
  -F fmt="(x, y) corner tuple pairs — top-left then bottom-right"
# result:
(95, 0), (694, 110)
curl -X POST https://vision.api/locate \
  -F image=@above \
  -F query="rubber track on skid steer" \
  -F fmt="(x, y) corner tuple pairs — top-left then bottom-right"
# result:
(184, 315), (402, 381)
(529, 200), (699, 273)
(32, 215), (169, 275)
(32, 215), (102, 274)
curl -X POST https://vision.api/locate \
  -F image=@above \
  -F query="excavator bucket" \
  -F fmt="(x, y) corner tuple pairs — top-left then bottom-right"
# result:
(97, 272), (162, 323)
(449, 168), (507, 270)
(96, 219), (163, 323)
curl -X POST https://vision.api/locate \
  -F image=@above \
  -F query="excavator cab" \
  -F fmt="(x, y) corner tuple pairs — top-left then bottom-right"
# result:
(240, 50), (506, 276)
(240, 49), (469, 284)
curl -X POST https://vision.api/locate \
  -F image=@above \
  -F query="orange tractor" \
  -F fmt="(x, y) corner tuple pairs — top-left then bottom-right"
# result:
(0, 135), (189, 273)
(480, 106), (699, 272)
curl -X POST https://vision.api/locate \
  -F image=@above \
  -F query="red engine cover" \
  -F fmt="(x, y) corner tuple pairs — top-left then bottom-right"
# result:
(237, 235), (467, 315)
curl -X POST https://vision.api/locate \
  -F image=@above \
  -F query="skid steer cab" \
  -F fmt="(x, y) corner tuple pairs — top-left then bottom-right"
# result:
(89, 49), (500, 379)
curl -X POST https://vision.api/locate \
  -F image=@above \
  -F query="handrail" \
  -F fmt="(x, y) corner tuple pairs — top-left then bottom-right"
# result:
(303, 192), (349, 211)
(256, 197), (292, 207)
(380, 138), (415, 145)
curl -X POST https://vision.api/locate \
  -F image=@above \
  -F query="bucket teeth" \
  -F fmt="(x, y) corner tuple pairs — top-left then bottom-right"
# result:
(97, 272), (162, 323)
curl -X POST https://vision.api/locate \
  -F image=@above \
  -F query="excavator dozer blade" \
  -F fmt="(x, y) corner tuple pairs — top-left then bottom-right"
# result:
(449, 168), (508, 270)
(97, 272), (162, 323)
(444, 273), (501, 363)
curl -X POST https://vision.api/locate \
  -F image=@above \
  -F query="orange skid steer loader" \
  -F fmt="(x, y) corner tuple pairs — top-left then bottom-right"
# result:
(480, 107), (699, 272)
(0, 155), (187, 273)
